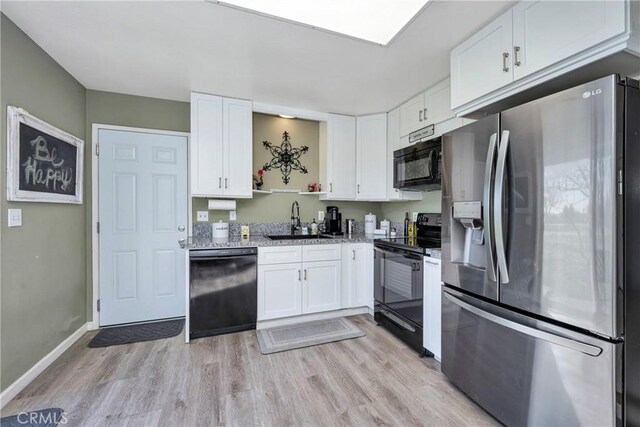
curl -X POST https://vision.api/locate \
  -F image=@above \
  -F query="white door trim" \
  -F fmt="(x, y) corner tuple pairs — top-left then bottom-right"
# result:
(91, 123), (190, 328)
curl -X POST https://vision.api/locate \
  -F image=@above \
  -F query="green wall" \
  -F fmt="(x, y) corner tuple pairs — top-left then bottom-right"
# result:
(84, 90), (190, 322)
(193, 194), (381, 224)
(379, 191), (442, 222)
(1, 14), (87, 391)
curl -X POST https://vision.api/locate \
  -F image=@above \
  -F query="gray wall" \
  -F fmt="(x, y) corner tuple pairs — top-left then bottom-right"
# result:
(379, 191), (442, 222)
(1, 14), (87, 391)
(84, 90), (190, 322)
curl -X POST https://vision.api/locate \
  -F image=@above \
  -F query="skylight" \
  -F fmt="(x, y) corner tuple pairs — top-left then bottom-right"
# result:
(216, 0), (429, 45)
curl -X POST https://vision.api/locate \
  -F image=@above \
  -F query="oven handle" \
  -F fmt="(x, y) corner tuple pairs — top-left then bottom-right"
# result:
(374, 245), (423, 261)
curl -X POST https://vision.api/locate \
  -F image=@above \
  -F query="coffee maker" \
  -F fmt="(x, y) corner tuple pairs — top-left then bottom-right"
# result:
(324, 206), (343, 235)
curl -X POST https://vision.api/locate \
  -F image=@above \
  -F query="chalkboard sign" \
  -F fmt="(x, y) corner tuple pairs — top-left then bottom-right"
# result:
(7, 107), (84, 203)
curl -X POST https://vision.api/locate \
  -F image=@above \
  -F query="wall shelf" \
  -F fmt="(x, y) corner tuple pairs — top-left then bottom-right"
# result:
(252, 189), (272, 194)
(298, 191), (327, 195)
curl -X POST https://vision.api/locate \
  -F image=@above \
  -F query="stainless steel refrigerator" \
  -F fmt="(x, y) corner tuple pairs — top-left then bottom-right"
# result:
(441, 74), (640, 426)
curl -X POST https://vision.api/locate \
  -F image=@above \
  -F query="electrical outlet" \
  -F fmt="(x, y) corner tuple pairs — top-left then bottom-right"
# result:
(197, 211), (209, 222)
(8, 208), (22, 227)
(412, 212), (418, 222)
(318, 210), (325, 221)
(229, 210), (237, 221)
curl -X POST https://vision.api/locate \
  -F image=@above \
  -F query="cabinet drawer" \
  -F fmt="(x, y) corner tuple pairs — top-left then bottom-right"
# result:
(302, 244), (342, 262)
(258, 246), (302, 265)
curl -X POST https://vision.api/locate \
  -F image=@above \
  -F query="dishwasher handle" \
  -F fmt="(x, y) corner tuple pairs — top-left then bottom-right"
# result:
(190, 248), (257, 259)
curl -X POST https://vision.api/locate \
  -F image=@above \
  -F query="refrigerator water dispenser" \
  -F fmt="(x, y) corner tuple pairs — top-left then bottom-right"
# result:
(452, 201), (485, 267)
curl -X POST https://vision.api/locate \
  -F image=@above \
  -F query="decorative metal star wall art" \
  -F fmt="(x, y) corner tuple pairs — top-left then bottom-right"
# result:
(262, 131), (309, 185)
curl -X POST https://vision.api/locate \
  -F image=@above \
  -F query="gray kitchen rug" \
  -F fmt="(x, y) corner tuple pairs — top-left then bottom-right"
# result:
(0, 408), (65, 427)
(88, 319), (184, 348)
(256, 317), (365, 354)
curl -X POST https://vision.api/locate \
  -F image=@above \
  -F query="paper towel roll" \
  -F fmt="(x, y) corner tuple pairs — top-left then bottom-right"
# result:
(364, 213), (377, 235)
(207, 199), (237, 211)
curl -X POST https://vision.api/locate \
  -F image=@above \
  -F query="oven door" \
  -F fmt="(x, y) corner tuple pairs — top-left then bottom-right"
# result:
(374, 246), (424, 327)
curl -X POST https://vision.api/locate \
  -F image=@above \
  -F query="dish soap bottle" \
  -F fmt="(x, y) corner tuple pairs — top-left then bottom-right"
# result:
(311, 219), (318, 235)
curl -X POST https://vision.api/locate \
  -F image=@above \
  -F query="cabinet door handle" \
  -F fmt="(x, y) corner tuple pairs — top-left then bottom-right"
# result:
(352, 250), (356, 260)
(502, 52), (510, 72)
(513, 46), (521, 67)
(224, 178), (228, 189)
(423, 108), (428, 122)
(419, 109), (423, 122)
(357, 184), (360, 194)
(298, 269), (302, 281)
(219, 177), (222, 189)
(304, 269), (307, 280)
(330, 183), (333, 192)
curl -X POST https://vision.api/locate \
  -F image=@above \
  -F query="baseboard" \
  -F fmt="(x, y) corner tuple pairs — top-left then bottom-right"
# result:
(0, 323), (88, 408)
(86, 321), (99, 331)
(256, 306), (371, 330)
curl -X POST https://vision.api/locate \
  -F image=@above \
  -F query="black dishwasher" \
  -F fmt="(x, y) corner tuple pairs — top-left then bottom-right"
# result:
(189, 247), (257, 339)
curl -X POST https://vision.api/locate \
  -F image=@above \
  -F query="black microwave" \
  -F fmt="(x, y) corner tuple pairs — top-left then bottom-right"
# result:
(393, 137), (442, 190)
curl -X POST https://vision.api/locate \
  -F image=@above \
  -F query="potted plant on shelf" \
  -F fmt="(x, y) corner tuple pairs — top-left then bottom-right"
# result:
(253, 169), (264, 190)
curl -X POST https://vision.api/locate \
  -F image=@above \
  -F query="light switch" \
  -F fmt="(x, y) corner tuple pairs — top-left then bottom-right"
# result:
(229, 210), (237, 221)
(318, 210), (325, 221)
(197, 211), (209, 222)
(8, 209), (22, 227)
(412, 212), (418, 222)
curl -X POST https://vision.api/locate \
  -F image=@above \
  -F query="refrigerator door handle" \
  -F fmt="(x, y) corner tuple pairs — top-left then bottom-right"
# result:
(483, 133), (498, 282)
(443, 292), (603, 357)
(494, 130), (510, 284)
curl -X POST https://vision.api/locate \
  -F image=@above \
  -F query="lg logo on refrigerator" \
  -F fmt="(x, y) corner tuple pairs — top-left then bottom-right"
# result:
(583, 89), (602, 99)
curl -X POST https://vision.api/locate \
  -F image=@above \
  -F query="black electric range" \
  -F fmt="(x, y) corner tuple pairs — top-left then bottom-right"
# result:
(373, 213), (441, 355)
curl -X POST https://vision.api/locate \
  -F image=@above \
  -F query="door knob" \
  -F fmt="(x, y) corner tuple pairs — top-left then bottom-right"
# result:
(178, 226), (185, 232)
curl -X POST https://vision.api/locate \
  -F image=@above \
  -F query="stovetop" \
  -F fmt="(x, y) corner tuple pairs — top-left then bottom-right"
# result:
(374, 237), (441, 254)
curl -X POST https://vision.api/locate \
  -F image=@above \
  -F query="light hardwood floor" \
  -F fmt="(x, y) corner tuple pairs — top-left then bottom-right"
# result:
(3, 315), (498, 426)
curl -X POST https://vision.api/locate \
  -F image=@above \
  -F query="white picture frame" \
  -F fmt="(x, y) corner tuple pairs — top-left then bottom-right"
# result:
(7, 106), (84, 204)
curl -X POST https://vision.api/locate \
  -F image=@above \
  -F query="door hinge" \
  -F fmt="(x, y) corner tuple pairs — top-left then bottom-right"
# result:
(97, 221), (100, 234)
(97, 299), (100, 312)
(96, 142), (99, 156)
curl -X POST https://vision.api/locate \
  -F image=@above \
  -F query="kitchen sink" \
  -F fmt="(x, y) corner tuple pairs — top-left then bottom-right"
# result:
(265, 234), (334, 241)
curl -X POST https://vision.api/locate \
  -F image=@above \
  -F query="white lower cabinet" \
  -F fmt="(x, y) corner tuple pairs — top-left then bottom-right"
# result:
(423, 257), (442, 361)
(342, 243), (374, 309)
(258, 263), (302, 321)
(258, 245), (343, 321)
(302, 261), (342, 314)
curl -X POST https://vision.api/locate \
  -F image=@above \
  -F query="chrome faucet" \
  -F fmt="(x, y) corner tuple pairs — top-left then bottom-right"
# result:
(291, 201), (301, 235)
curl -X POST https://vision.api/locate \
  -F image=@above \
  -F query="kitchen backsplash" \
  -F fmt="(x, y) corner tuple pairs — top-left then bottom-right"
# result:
(193, 220), (408, 238)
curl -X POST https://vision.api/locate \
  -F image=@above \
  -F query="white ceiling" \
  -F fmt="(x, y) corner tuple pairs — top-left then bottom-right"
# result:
(1, 0), (513, 116)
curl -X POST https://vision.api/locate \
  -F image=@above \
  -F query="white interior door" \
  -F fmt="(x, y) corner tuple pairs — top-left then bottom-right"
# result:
(98, 128), (188, 326)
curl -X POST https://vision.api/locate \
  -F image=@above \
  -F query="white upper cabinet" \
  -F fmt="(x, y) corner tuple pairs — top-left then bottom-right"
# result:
(424, 78), (455, 126)
(190, 93), (224, 196)
(223, 98), (253, 197)
(450, 9), (514, 110)
(451, 0), (637, 116)
(190, 92), (252, 198)
(356, 113), (387, 201)
(400, 92), (426, 137)
(386, 108), (422, 201)
(321, 114), (357, 200)
(511, 0), (626, 80)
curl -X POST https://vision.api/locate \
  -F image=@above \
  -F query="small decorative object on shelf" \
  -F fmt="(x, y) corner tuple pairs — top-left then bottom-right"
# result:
(307, 182), (321, 192)
(253, 169), (264, 190)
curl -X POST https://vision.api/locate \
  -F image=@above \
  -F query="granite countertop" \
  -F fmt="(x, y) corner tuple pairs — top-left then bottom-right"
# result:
(185, 233), (442, 259)
(186, 233), (379, 249)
